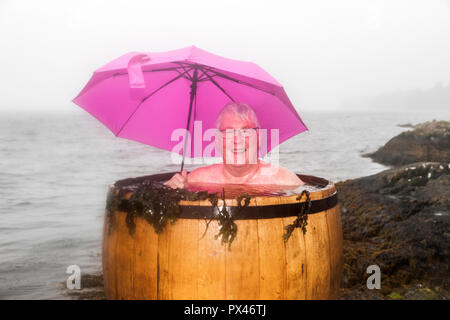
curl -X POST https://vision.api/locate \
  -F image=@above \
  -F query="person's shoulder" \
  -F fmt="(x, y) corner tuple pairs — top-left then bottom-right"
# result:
(281, 167), (304, 185)
(258, 161), (304, 185)
(189, 163), (222, 175)
(188, 164), (223, 183)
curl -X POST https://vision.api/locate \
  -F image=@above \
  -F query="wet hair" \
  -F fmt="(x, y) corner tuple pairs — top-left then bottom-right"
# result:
(215, 102), (260, 129)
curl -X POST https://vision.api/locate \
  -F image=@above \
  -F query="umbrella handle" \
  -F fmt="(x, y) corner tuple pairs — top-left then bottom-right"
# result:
(179, 68), (199, 174)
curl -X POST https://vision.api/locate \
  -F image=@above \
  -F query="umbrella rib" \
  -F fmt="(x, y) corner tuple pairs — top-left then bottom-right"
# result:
(173, 61), (193, 68)
(197, 75), (216, 82)
(197, 68), (217, 82)
(172, 62), (195, 80)
(112, 66), (188, 77)
(200, 68), (235, 102)
(174, 69), (193, 81)
(203, 67), (276, 96)
(115, 68), (193, 137)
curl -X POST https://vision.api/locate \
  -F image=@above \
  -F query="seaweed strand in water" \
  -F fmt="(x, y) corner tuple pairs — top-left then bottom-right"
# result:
(283, 190), (311, 242)
(212, 189), (251, 249)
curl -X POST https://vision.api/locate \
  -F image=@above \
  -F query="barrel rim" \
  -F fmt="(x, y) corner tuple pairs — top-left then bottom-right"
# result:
(112, 171), (337, 219)
(113, 171), (335, 203)
(114, 171), (333, 192)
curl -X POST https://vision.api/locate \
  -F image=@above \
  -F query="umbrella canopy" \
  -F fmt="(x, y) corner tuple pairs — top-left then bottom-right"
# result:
(72, 46), (308, 170)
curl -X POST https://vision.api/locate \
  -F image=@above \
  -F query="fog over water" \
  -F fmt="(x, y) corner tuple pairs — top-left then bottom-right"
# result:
(1, 1), (449, 299)
(1, 0), (450, 113)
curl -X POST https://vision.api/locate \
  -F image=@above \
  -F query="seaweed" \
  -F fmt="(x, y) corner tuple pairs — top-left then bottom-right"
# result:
(106, 180), (216, 237)
(106, 179), (308, 246)
(105, 186), (132, 234)
(214, 188), (236, 247)
(210, 188), (251, 249)
(198, 189), (251, 249)
(283, 190), (311, 242)
(106, 180), (252, 244)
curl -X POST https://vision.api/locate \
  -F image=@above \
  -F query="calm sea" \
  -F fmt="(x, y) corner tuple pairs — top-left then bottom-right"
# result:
(0, 109), (449, 299)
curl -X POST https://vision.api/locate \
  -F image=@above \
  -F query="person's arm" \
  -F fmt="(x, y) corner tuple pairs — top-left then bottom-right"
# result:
(163, 169), (188, 189)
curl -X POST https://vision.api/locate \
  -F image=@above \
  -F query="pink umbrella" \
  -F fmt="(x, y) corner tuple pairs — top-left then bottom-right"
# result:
(72, 45), (308, 171)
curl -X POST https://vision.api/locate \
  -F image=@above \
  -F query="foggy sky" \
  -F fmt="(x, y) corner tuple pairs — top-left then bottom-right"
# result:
(1, 0), (449, 113)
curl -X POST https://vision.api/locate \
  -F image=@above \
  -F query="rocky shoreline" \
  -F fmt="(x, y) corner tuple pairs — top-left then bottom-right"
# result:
(66, 120), (450, 300)
(337, 162), (450, 299)
(339, 120), (449, 299)
(363, 120), (450, 166)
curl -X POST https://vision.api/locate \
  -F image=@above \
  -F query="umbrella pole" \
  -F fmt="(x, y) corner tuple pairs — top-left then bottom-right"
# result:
(180, 67), (198, 173)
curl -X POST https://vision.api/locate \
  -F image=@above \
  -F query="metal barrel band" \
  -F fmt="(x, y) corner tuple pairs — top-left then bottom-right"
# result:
(179, 191), (338, 220)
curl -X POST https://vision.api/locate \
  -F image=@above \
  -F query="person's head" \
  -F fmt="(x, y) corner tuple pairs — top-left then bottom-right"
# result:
(215, 102), (260, 166)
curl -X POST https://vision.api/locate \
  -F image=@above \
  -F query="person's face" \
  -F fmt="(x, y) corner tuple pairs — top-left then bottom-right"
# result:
(217, 112), (259, 166)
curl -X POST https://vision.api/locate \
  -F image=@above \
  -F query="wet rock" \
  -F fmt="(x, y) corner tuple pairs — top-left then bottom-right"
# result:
(397, 123), (415, 128)
(364, 120), (450, 166)
(63, 273), (105, 300)
(339, 288), (384, 300)
(386, 284), (449, 300)
(336, 162), (450, 299)
(401, 285), (449, 300)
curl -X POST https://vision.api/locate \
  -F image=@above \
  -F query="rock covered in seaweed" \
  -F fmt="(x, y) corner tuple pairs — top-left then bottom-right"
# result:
(363, 120), (450, 166)
(336, 161), (450, 299)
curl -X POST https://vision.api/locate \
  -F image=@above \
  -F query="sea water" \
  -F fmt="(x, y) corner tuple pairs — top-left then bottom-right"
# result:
(0, 109), (449, 299)
(187, 182), (323, 198)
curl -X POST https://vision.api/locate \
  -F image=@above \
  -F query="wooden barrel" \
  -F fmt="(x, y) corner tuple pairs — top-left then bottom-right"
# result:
(102, 172), (343, 300)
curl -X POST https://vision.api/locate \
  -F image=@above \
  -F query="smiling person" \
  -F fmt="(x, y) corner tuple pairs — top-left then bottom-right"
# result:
(163, 102), (305, 189)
